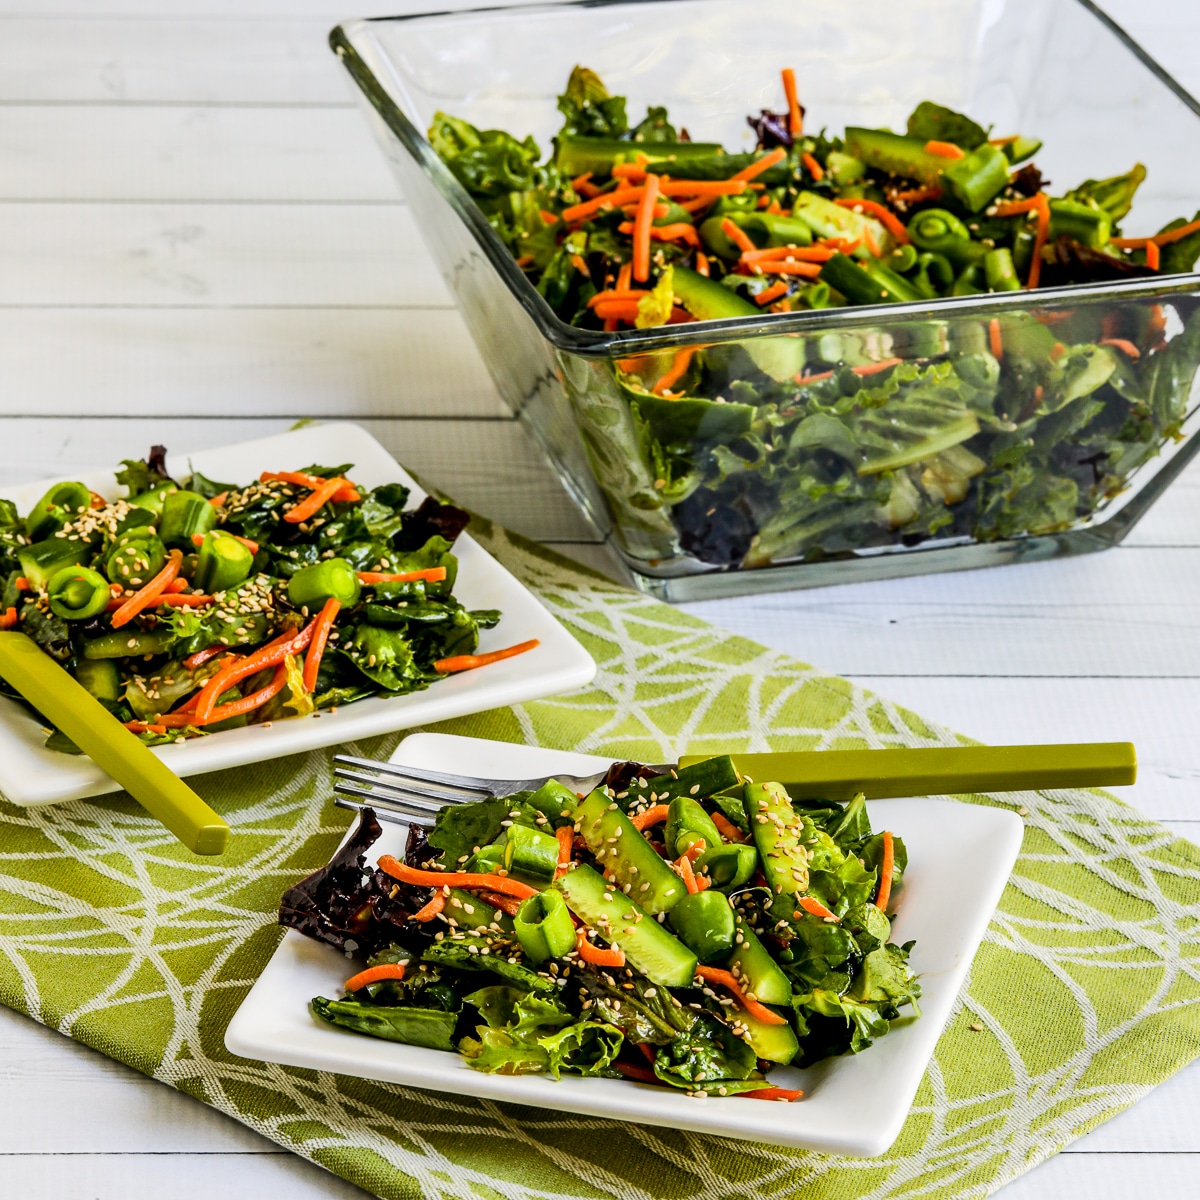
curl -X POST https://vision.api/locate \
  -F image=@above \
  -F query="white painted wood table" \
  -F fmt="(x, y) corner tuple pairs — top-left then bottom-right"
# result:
(1, 1), (1198, 1195)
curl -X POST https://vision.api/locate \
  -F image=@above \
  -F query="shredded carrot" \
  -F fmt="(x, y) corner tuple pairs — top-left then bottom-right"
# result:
(619, 202), (669, 219)
(166, 578), (189, 593)
(208, 491), (228, 507)
(571, 253), (591, 277)
(612, 163), (647, 182)
(710, 811), (745, 842)
(540, 209), (558, 225)
(730, 145), (787, 183)
(571, 170), (595, 191)
(434, 638), (540, 675)
(612, 1060), (660, 1084)
(925, 139), (965, 159)
(284, 475), (348, 525)
(412, 894), (446, 922)
(632, 173), (660, 283)
(682, 839), (706, 864)
(989, 317), (1004, 360)
(781, 67), (803, 137)
(741, 245), (835, 264)
(740, 1086), (804, 1102)
(357, 567), (447, 585)
(991, 194), (1050, 288)
(694, 966), (787, 1025)
(876, 830), (895, 912)
(555, 826), (574, 878)
(110, 549), (182, 629)
(156, 661), (291, 727)
(794, 369), (834, 385)
(820, 235), (863, 255)
(1049, 341), (1067, 362)
(1099, 338), (1141, 359)
(659, 179), (748, 199)
(377, 855), (540, 900)
(515, 254), (534, 268)
(1154, 218), (1200, 247)
(259, 471), (359, 502)
(183, 645), (230, 670)
(344, 963), (406, 992)
(14, 577), (29, 592)
(854, 357), (904, 377)
(794, 896), (839, 921)
(862, 225), (882, 257)
(577, 929), (626, 967)
(1145, 240), (1161, 271)
(302, 596), (340, 693)
(191, 622), (314, 722)
(695, 251), (710, 277)
(592, 300), (643, 323)
(478, 890), (524, 916)
(150, 593), (214, 609)
(617, 261), (633, 293)
(630, 803), (670, 831)
(0, 607), (18, 631)
(675, 853), (699, 895)
(800, 151), (824, 181)
(721, 218), (758, 254)
(602, 317), (618, 332)
(124, 721), (167, 735)
(990, 196), (1043, 218)
(652, 348), (697, 396)
(560, 185), (645, 225)
(834, 198), (910, 246)
(616, 220), (701, 247)
(752, 261), (822, 278)
(754, 282), (789, 307)
(1029, 194), (1050, 289)
(586, 289), (650, 308)
(892, 184), (942, 205)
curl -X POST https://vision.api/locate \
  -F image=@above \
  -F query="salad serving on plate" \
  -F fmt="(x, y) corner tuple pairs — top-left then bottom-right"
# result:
(281, 755), (919, 1100)
(427, 64), (1200, 571)
(0, 445), (536, 753)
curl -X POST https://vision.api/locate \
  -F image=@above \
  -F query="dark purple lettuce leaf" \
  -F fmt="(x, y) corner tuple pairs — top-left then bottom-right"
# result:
(395, 496), (471, 550)
(278, 809), (432, 957)
(747, 109), (794, 150)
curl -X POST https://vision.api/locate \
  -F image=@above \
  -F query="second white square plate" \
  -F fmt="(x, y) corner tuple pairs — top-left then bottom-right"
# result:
(0, 424), (596, 806)
(227, 732), (1024, 1156)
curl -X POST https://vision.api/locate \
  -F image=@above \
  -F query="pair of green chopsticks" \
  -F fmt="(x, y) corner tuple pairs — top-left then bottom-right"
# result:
(0, 631), (1137, 857)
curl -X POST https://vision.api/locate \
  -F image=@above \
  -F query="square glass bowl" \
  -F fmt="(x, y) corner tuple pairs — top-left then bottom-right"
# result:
(332, 0), (1200, 601)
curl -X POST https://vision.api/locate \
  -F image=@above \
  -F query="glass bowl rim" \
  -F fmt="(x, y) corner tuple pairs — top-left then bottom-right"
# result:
(331, 0), (1200, 360)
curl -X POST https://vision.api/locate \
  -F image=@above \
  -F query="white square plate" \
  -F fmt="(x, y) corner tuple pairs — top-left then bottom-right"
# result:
(0, 425), (595, 806)
(227, 732), (1024, 1156)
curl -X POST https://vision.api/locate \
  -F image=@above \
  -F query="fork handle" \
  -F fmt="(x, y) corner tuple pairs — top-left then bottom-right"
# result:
(677, 742), (1136, 801)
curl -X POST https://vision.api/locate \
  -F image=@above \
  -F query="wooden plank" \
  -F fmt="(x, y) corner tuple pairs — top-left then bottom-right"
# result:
(0, 309), (505, 419)
(0, 1152), (364, 1199)
(679, 545), (1200, 678)
(0, 18), (348, 105)
(0, 107), (398, 201)
(0, 416), (596, 544)
(847, 676), (1200, 823)
(0, 202), (449, 307)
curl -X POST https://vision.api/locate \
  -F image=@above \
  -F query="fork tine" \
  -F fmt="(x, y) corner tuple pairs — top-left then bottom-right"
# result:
(334, 765), (479, 806)
(334, 755), (499, 797)
(333, 778), (455, 815)
(333, 795), (434, 827)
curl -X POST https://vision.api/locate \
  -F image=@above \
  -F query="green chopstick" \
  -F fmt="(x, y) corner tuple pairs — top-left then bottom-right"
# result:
(0, 632), (229, 855)
(678, 742), (1136, 800)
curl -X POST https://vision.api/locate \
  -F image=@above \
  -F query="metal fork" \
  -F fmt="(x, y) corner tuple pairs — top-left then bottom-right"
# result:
(332, 754), (669, 826)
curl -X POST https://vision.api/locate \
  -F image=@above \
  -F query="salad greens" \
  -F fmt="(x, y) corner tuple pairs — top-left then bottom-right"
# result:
(0, 448), (525, 751)
(281, 759), (919, 1096)
(429, 67), (1200, 571)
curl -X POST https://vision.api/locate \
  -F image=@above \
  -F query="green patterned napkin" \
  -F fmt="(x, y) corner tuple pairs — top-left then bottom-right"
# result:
(1, 517), (1199, 1200)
